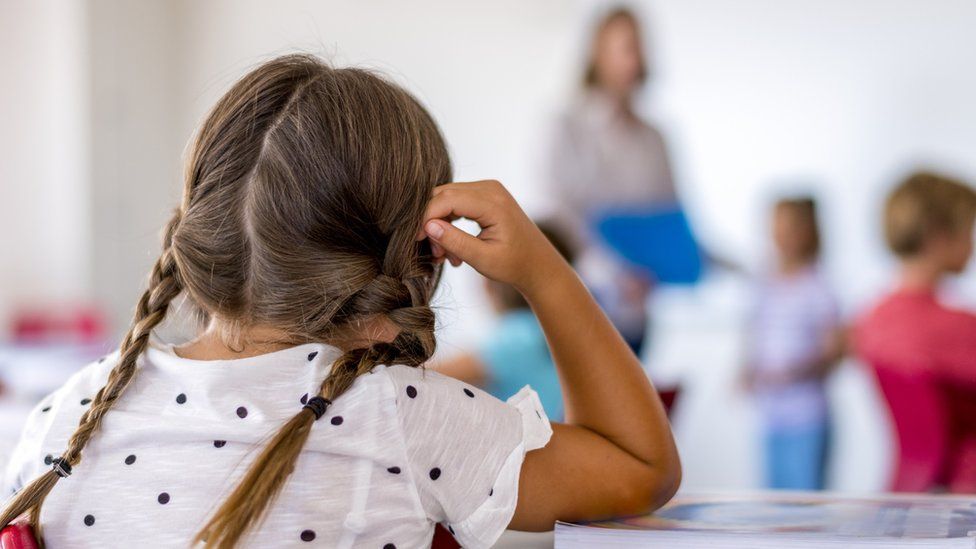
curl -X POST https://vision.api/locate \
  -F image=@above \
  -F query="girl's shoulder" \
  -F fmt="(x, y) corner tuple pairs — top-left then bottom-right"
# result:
(382, 364), (488, 397)
(2, 351), (120, 495)
(381, 364), (549, 436)
(375, 364), (552, 548)
(22, 350), (121, 434)
(381, 364), (522, 430)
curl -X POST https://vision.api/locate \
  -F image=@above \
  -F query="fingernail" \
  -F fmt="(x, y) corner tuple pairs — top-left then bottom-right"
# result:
(425, 220), (444, 239)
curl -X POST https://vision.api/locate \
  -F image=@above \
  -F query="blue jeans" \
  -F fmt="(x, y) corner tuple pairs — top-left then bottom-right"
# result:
(764, 422), (830, 490)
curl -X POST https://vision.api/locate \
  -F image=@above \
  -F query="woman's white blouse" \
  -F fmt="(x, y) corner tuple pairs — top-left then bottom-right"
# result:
(2, 341), (552, 548)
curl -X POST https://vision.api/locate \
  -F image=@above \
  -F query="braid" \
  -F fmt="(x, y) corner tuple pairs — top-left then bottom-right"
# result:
(0, 212), (184, 535)
(195, 341), (387, 549)
(197, 238), (438, 548)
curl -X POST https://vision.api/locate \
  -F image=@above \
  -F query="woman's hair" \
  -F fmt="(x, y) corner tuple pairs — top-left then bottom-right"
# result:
(583, 6), (648, 88)
(1, 54), (452, 547)
(884, 171), (976, 257)
(774, 196), (821, 262)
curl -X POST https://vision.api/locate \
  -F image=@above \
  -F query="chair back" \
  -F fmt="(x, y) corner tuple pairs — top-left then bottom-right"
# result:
(0, 522), (39, 549)
(431, 524), (460, 549)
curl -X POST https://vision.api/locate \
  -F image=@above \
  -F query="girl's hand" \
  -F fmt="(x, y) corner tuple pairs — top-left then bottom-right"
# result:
(423, 183), (681, 528)
(420, 180), (565, 295)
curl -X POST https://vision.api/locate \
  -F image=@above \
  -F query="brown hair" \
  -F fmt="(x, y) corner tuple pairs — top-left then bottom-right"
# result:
(0, 54), (452, 547)
(488, 221), (575, 311)
(774, 196), (821, 262)
(884, 171), (976, 257)
(583, 7), (648, 88)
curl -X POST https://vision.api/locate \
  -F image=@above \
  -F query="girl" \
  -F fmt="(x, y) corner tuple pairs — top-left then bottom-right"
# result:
(1, 55), (679, 548)
(744, 197), (844, 490)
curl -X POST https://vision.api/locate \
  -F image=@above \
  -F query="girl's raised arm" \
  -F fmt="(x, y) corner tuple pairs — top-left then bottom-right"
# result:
(422, 180), (681, 530)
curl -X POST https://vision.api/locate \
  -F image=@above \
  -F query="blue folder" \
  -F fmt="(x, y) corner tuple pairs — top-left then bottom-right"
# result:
(592, 206), (704, 285)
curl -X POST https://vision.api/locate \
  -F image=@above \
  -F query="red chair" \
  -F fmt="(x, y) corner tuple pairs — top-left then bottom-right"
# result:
(0, 522), (38, 549)
(870, 364), (949, 492)
(431, 524), (460, 549)
(658, 388), (680, 416)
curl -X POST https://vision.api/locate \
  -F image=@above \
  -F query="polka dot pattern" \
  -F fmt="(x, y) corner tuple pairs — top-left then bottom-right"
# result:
(9, 349), (548, 547)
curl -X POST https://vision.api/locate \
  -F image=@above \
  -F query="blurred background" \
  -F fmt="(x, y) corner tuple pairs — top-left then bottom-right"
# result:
(2, 0), (976, 532)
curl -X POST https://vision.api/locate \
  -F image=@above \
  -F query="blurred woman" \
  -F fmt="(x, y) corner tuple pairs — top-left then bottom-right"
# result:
(548, 7), (676, 355)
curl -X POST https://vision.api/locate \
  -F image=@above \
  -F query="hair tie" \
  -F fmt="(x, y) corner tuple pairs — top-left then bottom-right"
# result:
(303, 397), (331, 420)
(51, 457), (72, 478)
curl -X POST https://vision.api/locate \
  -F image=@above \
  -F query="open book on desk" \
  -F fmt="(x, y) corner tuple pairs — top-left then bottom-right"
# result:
(556, 491), (976, 548)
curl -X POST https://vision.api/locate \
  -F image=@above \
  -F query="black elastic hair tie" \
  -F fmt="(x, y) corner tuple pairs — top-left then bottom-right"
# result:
(303, 397), (332, 420)
(51, 457), (72, 478)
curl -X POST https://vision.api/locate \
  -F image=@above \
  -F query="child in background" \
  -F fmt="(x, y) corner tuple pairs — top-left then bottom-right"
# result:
(1, 55), (680, 548)
(855, 172), (976, 492)
(744, 197), (845, 490)
(435, 222), (573, 420)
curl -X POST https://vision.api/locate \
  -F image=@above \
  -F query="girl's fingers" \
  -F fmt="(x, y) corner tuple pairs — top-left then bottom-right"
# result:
(424, 218), (485, 265)
(416, 181), (501, 241)
(423, 186), (495, 229)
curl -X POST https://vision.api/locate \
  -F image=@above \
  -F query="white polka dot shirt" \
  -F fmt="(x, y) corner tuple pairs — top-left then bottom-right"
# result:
(2, 340), (552, 548)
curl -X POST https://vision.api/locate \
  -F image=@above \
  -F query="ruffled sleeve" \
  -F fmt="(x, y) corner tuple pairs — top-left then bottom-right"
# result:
(506, 385), (553, 451)
(450, 386), (552, 548)
(385, 366), (552, 549)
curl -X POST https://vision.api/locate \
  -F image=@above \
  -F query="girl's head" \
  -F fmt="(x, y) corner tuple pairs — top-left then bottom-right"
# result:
(584, 7), (648, 97)
(771, 197), (821, 266)
(1, 54), (452, 546)
(885, 171), (976, 274)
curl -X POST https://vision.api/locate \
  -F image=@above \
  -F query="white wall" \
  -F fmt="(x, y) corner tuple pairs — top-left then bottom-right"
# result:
(648, 0), (976, 311)
(0, 0), (91, 323)
(88, 0), (184, 333)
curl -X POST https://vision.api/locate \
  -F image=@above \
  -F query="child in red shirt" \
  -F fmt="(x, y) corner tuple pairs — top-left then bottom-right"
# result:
(855, 171), (976, 491)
